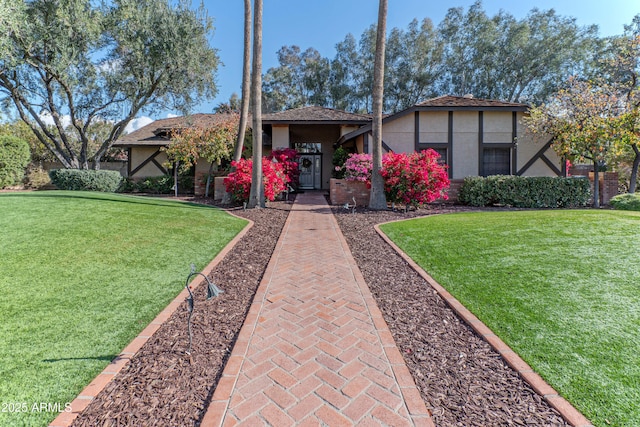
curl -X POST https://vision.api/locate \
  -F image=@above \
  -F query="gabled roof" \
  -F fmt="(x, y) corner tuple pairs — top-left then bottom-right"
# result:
(262, 106), (371, 124)
(114, 113), (241, 147)
(415, 95), (529, 110)
(337, 95), (529, 144)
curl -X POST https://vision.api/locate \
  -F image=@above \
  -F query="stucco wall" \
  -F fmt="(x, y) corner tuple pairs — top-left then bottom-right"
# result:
(419, 111), (448, 143)
(516, 115), (561, 176)
(484, 111), (513, 143)
(452, 111), (479, 178)
(272, 125), (290, 149)
(130, 146), (168, 177)
(382, 113), (414, 153)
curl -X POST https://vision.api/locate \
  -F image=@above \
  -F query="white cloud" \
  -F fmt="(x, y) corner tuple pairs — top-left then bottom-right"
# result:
(39, 112), (71, 128)
(166, 113), (180, 119)
(124, 116), (154, 134)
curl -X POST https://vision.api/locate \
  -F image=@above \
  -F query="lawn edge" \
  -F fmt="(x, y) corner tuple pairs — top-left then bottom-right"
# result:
(374, 218), (594, 427)
(48, 211), (253, 427)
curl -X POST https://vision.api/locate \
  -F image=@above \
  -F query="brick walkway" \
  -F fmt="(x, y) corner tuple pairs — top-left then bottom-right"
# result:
(202, 192), (434, 426)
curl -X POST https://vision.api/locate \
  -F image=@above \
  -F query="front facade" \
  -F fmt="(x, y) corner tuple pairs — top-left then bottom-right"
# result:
(115, 96), (562, 197)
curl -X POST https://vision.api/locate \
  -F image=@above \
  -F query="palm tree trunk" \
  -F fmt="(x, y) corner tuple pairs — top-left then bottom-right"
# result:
(234, 0), (252, 163)
(247, 0), (264, 208)
(369, 0), (388, 210)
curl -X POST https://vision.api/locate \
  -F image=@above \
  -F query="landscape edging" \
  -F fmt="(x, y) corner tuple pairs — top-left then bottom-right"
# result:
(49, 211), (254, 427)
(373, 219), (594, 427)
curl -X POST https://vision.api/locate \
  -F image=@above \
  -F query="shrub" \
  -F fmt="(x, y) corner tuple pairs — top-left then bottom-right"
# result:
(49, 169), (123, 192)
(268, 148), (300, 188)
(224, 157), (289, 203)
(0, 135), (31, 188)
(459, 175), (591, 208)
(121, 174), (195, 194)
(610, 193), (640, 211)
(332, 147), (349, 179)
(25, 166), (51, 189)
(343, 153), (372, 185)
(381, 150), (450, 207)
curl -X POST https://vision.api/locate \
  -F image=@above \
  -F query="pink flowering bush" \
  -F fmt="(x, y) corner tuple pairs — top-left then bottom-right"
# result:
(224, 157), (289, 203)
(343, 153), (373, 186)
(268, 148), (300, 188)
(380, 150), (449, 207)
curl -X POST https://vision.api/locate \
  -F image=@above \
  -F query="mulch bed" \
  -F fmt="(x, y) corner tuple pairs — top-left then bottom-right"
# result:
(71, 199), (293, 427)
(332, 203), (568, 426)
(72, 196), (568, 426)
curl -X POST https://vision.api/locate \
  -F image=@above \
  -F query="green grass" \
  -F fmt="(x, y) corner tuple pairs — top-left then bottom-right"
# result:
(380, 210), (640, 427)
(0, 191), (247, 426)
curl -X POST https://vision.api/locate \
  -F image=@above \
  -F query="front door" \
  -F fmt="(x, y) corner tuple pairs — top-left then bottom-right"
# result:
(299, 154), (321, 189)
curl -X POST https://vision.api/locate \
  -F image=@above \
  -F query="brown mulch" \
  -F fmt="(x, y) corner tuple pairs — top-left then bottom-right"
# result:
(72, 195), (568, 426)
(332, 203), (568, 426)
(71, 199), (293, 427)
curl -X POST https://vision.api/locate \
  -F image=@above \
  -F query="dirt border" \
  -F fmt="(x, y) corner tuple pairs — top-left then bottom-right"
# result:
(374, 220), (594, 427)
(48, 212), (254, 427)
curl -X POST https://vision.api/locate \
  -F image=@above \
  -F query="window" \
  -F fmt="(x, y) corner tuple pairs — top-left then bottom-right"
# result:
(294, 142), (321, 153)
(431, 148), (447, 166)
(483, 147), (511, 176)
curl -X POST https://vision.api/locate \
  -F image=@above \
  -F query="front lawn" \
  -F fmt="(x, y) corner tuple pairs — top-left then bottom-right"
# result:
(380, 210), (640, 427)
(0, 191), (247, 426)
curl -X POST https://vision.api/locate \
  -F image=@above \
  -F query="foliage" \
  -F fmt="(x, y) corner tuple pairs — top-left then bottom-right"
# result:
(0, 134), (30, 188)
(380, 150), (450, 207)
(49, 169), (123, 192)
(0, 0), (219, 170)
(343, 153), (373, 184)
(121, 174), (195, 194)
(332, 146), (350, 179)
(458, 175), (591, 208)
(610, 192), (640, 210)
(262, 2), (600, 113)
(24, 165), (51, 189)
(0, 191), (246, 426)
(267, 148), (300, 187)
(224, 157), (288, 203)
(380, 210), (640, 427)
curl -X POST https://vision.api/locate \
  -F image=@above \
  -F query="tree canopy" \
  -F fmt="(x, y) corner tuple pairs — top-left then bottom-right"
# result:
(261, 0), (601, 114)
(0, 0), (219, 170)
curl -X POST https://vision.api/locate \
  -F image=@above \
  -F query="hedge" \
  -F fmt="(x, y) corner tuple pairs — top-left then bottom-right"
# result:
(459, 175), (591, 208)
(0, 135), (31, 188)
(609, 193), (640, 211)
(120, 175), (195, 194)
(49, 169), (123, 192)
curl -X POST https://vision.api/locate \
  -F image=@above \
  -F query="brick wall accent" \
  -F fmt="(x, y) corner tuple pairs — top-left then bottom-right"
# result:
(445, 180), (463, 203)
(330, 178), (370, 206)
(194, 172), (207, 196)
(589, 171), (619, 206)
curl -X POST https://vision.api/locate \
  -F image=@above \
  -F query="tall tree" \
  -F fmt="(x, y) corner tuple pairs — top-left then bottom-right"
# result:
(247, 0), (264, 208)
(234, 0), (252, 162)
(369, 0), (388, 210)
(0, 0), (219, 170)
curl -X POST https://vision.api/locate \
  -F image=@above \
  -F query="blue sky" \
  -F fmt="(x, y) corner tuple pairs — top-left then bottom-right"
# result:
(138, 0), (639, 127)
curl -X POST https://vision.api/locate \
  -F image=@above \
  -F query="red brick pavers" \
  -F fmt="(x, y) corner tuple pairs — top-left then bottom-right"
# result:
(202, 192), (434, 426)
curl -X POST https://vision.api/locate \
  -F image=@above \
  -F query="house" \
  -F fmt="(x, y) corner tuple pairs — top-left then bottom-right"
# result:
(115, 96), (563, 198)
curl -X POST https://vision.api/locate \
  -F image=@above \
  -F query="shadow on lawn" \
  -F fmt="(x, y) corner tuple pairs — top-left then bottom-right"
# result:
(42, 354), (119, 363)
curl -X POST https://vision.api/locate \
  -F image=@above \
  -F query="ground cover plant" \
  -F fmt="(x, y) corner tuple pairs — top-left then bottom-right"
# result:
(380, 210), (640, 427)
(0, 191), (247, 426)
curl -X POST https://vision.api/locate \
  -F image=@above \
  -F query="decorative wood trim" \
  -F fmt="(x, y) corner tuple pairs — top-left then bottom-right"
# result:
(448, 111), (453, 178)
(516, 139), (561, 176)
(127, 148), (132, 176)
(414, 111), (420, 152)
(382, 140), (392, 153)
(130, 149), (168, 176)
(363, 132), (369, 154)
(512, 112), (518, 175)
(478, 111), (484, 176)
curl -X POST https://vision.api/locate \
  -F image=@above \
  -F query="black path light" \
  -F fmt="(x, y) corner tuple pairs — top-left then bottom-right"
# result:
(184, 264), (224, 356)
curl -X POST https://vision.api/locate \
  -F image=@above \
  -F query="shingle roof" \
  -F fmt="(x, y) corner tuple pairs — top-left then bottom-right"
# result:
(262, 106), (371, 123)
(115, 113), (242, 147)
(415, 95), (528, 109)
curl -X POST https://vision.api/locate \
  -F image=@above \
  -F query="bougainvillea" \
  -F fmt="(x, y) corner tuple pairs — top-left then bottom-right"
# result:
(380, 150), (450, 207)
(224, 157), (289, 203)
(343, 153), (373, 185)
(268, 148), (300, 188)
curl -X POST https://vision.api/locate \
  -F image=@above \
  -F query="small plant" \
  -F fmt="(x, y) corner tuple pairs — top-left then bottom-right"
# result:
(332, 147), (350, 179)
(25, 166), (51, 189)
(268, 148), (300, 188)
(343, 153), (373, 185)
(49, 169), (123, 192)
(610, 193), (640, 211)
(224, 157), (289, 203)
(0, 135), (30, 188)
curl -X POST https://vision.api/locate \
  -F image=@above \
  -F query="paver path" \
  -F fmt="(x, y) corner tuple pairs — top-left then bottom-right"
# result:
(202, 192), (434, 426)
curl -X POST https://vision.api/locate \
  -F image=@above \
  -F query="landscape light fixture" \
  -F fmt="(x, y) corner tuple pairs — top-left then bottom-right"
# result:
(184, 264), (224, 356)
